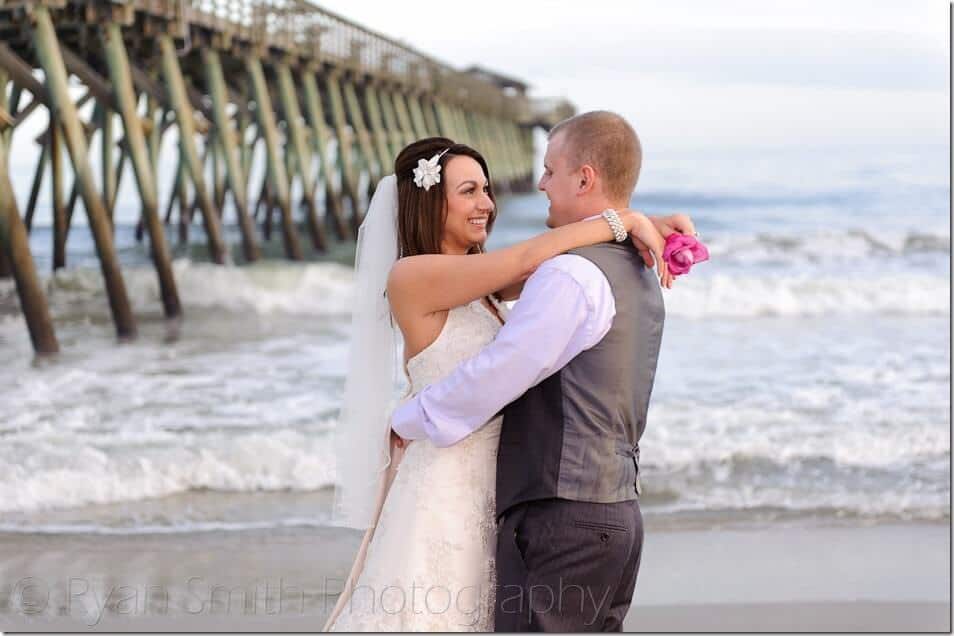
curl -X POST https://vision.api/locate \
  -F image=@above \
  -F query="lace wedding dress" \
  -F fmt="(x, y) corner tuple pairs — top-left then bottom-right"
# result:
(327, 298), (506, 632)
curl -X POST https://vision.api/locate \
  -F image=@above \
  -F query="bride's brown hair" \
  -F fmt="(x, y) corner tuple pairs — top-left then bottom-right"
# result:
(394, 137), (498, 257)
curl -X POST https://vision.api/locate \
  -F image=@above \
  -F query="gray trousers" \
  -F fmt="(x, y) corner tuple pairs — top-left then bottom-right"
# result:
(494, 498), (644, 632)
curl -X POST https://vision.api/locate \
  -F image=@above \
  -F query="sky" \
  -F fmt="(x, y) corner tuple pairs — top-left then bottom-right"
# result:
(5, 0), (949, 226)
(315, 0), (949, 154)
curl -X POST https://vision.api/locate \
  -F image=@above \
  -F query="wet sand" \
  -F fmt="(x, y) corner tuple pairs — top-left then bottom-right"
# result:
(0, 521), (948, 632)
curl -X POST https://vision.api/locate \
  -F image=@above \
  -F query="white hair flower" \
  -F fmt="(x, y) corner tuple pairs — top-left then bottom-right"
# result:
(413, 149), (450, 191)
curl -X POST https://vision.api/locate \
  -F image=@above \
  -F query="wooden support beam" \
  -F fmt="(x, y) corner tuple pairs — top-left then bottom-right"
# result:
(101, 106), (116, 228)
(406, 92), (431, 139)
(300, 69), (349, 241)
(158, 34), (227, 264)
(235, 84), (254, 182)
(421, 97), (441, 137)
(0, 234), (10, 278)
(497, 116), (521, 182)
(212, 134), (225, 213)
(376, 85), (405, 156)
(319, 71), (362, 236)
(433, 99), (459, 140)
(284, 144), (296, 209)
(362, 82), (395, 177)
(147, 97), (162, 186)
(163, 158), (181, 227)
(106, 140), (128, 216)
(32, 6), (136, 339)
(276, 62), (326, 251)
(50, 122), (65, 270)
(11, 97), (42, 130)
(253, 176), (267, 223)
(261, 181), (275, 241)
(176, 161), (190, 245)
(184, 140), (218, 231)
(59, 45), (118, 111)
(102, 22), (181, 319)
(477, 113), (500, 181)
(390, 89), (419, 147)
(452, 105), (473, 146)
(126, 56), (212, 134)
(468, 110), (496, 178)
(202, 48), (259, 262)
(0, 68), (8, 279)
(0, 69), (17, 153)
(26, 91), (95, 234)
(23, 137), (48, 233)
(0, 133), (59, 354)
(63, 103), (107, 240)
(246, 56), (303, 260)
(483, 115), (504, 181)
(340, 76), (381, 192)
(7, 83), (22, 123)
(0, 42), (51, 107)
(519, 124), (534, 182)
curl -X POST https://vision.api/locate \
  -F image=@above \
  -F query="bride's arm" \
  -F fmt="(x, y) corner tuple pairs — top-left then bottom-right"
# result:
(387, 210), (661, 316)
(489, 213), (695, 302)
(656, 213), (696, 235)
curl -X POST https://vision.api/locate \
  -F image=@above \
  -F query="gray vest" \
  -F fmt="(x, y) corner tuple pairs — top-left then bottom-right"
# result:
(496, 242), (665, 518)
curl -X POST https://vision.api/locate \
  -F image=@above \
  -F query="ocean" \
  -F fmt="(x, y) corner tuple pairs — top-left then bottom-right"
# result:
(0, 145), (949, 535)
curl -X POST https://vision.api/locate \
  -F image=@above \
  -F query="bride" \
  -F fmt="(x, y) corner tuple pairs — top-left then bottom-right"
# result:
(324, 137), (679, 631)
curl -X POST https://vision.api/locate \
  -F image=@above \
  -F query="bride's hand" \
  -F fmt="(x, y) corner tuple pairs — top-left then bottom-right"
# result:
(652, 212), (697, 239)
(619, 210), (673, 289)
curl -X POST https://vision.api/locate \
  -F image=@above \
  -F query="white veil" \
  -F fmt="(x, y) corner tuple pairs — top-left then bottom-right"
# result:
(331, 175), (404, 530)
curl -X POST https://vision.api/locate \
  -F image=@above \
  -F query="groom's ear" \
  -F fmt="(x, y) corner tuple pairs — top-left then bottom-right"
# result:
(578, 164), (597, 194)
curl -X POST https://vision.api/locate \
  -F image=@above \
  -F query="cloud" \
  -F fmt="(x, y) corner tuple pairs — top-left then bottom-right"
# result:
(312, 0), (947, 152)
(317, 0), (948, 94)
(510, 27), (948, 93)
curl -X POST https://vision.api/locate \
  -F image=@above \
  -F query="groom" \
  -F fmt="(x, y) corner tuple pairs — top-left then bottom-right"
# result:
(392, 111), (674, 631)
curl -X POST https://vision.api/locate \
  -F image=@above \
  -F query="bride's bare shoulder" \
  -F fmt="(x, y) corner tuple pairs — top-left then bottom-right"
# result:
(386, 257), (423, 310)
(387, 253), (452, 287)
(387, 259), (448, 336)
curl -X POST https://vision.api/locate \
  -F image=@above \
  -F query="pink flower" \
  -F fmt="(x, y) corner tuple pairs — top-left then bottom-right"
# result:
(663, 234), (709, 276)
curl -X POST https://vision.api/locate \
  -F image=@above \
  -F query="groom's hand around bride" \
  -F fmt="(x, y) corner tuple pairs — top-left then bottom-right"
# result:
(390, 428), (409, 450)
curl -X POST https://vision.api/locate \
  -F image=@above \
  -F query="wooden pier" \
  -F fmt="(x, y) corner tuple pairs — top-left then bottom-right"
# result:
(0, 0), (574, 355)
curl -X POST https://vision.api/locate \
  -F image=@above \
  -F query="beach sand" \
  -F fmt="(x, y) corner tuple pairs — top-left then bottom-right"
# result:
(0, 521), (948, 632)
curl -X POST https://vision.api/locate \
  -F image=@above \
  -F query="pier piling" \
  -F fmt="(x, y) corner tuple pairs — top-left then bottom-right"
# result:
(0, 0), (575, 355)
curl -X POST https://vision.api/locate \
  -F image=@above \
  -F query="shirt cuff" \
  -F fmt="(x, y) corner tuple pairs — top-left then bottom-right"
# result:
(390, 397), (429, 441)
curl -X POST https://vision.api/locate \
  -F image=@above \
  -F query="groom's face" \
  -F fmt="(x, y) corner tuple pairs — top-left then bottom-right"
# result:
(538, 132), (580, 228)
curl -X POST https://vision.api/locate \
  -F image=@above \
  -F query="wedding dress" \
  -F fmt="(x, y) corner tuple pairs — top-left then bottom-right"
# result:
(327, 297), (507, 632)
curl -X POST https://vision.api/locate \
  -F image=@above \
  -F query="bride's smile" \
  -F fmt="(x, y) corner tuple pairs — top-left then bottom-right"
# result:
(440, 156), (496, 256)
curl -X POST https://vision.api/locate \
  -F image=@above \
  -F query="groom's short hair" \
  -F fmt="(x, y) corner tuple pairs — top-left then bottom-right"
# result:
(549, 111), (642, 201)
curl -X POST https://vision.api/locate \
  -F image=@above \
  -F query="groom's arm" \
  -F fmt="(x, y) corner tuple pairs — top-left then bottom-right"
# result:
(391, 255), (615, 447)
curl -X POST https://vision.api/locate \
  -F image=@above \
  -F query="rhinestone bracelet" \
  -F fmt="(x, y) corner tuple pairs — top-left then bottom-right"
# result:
(601, 209), (628, 243)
